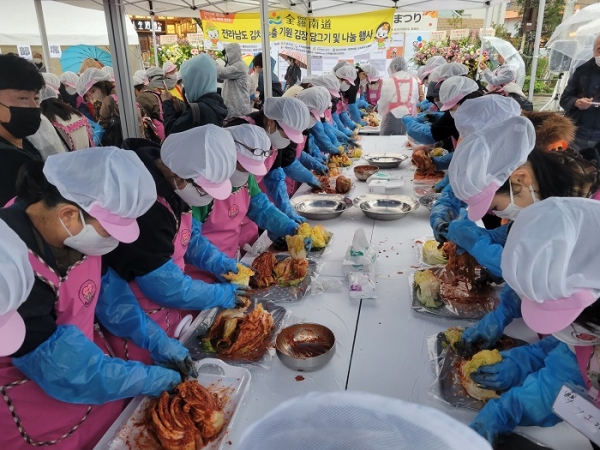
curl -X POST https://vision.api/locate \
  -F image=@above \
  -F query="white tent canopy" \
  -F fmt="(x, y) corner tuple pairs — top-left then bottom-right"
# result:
(57, 0), (504, 17)
(0, 0), (139, 46)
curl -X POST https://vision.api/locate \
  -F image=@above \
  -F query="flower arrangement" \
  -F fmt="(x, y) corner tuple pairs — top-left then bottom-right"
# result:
(150, 39), (204, 67)
(412, 37), (489, 78)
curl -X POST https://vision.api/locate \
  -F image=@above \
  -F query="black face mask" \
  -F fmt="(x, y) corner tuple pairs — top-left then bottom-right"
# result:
(0, 102), (42, 138)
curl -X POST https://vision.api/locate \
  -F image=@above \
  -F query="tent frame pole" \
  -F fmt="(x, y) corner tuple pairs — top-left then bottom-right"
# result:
(477, 2), (491, 81)
(151, 14), (160, 67)
(33, 0), (52, 73)
(528, 0), (546, 102)
(102, 0), (140, 139)
(260, 0), (273, 98)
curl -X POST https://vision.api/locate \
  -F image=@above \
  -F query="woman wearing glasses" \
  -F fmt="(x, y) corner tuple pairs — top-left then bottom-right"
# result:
(101, 125), (248, 364)
(192, 124), (303, 258)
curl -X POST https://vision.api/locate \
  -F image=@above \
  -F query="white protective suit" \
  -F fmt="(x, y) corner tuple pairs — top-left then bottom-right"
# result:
(217, 43), (252, 119)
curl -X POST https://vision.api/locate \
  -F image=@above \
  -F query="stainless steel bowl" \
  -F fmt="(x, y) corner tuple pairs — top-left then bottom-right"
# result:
(354, 195), (419, 221)
(364, 154), (408, 169)
(276, 323), (336, 372)
(354, 165), (379, 181)
(291, 195), (350, 220)
(419, 193), (441, 211)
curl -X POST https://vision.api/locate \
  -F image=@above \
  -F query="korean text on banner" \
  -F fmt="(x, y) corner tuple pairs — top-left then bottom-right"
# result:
(200, 9), (395, 59)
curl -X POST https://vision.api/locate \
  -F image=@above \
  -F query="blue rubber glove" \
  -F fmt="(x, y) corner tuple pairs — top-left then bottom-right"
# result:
(263, 167), (306, 224)
(333, 112), (354, 137)
(340, 111), (358, 130)
(324, 121), (349, 143)
(417, 99), (432, 112)
(356, 98), (369, 110)
(404, 115), (436, 145)
(247, 192), (298, 239)
(185, 218), (239, 279)
(470, 342), (585, 445)
(97, 268), (196, 377)
(299, 151), (328, 175)
(135, 259), (242, 310)
(470, 336), (562, 391)
(310, 121), (341, 155)
(284, 158), (323, 187)
(12, 325), (181, 405)
(434, 174), (450, 193)
(430, 184), (465, 243)
(348, 103), (368, 126)
(447, 215), (508, 278)
(432, 152), (453, 171)
(461, 285), (521, 354)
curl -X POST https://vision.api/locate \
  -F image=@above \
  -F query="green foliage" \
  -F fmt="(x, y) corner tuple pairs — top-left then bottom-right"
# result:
(515, 0), (566, 42)
(523, 75), (554, 93)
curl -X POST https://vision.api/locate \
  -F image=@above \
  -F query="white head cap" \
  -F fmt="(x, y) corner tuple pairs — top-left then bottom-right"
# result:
(39, 85), (58, 102)
(228, 124), (271, 176)
(448, 116), (536, 221)
(76, 68), (111, 96)
(59, 71), (80, 95)
(0, 220), (34, 357)
(42, 72), (60, 92)
(134, 69), (149, 85)
(419, 56), (448, 81)
(263, 97), (310, 144)
(301, 75), (315, 85)
(432, 63), (468, 85)
(335, 64), (357, 85)
(454, 95), (522, 138)
(282, 85), (304, 98)
(101, 66), (115, 81)
(297, 86), (331, 121)
(238, 391), (492, 450)
(44, 148), (157, 243)
(132, 76), (145, 87)
(163, 61), (177, 75)
(439, 76), (479, 111)
(360, 64), (381, 82)
(311, 74), (341, 98)
(502, 197), (600, 334)
(161, 124), (237, 200)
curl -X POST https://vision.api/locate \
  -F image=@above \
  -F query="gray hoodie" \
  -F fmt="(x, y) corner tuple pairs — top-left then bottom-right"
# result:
(217, 43), (252, 119)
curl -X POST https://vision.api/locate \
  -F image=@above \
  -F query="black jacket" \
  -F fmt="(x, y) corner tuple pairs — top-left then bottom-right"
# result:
(103, 139), (189, 280)
(163, 92), (228, 136)
(560, 58), (600, 123)
(0, 138), (42, 207)
(285, 64), (301, 87)
(430, 111), (459, 146)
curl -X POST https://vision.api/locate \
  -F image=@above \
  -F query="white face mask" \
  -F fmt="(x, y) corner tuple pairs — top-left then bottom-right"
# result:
(554, 323), (600, 347)
(309, 116), (318, 128)
(340, 81), (351, 92)
(268, 128), (291, 149)
(175, 183), (214, 206)
(60, 210), (119, 256)
(596, 55), (600, 67)
(493, 183), (538, 221)
(449, 110), (457, 118)
(360, 79), (368, 87)
(230, 169), (250, 187)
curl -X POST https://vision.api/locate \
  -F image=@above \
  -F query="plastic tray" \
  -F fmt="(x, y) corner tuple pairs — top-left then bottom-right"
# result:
(430, 331), (527, 411)
(94, 359), (251, 450)
(409, 268), (500, 320)
(181, 298), (289, 366)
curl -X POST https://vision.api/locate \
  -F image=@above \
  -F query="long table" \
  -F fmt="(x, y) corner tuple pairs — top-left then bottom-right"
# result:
(226, 136), (593, 449)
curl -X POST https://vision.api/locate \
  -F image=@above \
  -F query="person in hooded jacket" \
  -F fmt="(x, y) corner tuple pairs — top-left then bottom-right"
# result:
(101, 126), (246, 364)
(218, 43), (252, 120)
(162, 54), (228, 135)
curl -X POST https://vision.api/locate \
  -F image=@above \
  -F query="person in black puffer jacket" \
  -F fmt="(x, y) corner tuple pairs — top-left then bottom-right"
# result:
(162, 53), (228, 135)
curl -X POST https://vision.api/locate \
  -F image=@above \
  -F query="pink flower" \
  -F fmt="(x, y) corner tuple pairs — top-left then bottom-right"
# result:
(465, 54), (471, 60)
(430, 48), (436, 55)
(451, 42), (456, 48)
(191, 48), (199, 55)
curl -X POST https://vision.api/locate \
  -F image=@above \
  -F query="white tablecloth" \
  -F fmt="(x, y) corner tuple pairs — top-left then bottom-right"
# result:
(225, 136), (593, 450)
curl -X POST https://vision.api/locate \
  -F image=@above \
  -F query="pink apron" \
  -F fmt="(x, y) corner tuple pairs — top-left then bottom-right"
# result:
(285, 139), (305, 196)
(367, 80), (383, 106)
(388, 76), (415, 115)
(576, 346), (600, 407)
(324, 108), (334, 125)
(0, 251), (127, 450)
(103, 198), (192, 364)
(197, 185), (251, 259)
